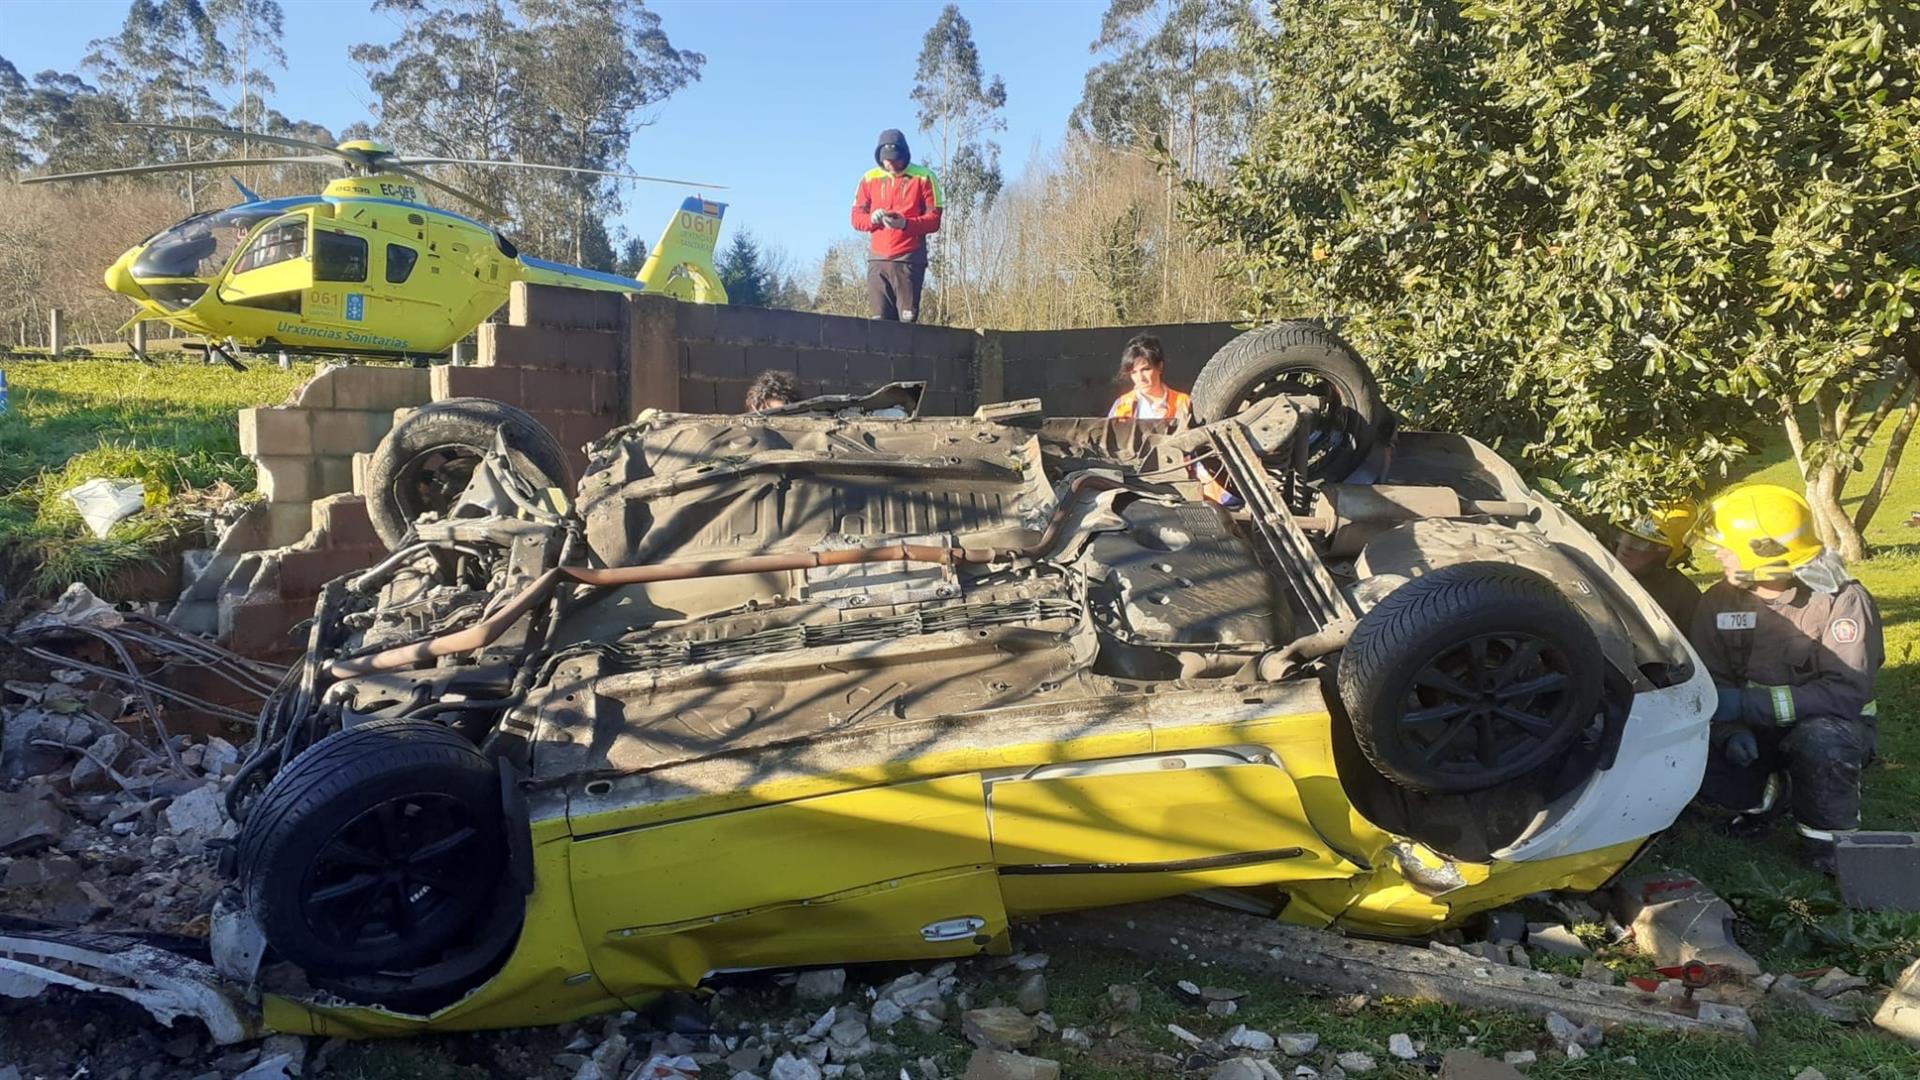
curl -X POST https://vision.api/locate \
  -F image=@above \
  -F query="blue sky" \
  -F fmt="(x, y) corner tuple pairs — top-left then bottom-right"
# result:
(5, 0), (1106, 273)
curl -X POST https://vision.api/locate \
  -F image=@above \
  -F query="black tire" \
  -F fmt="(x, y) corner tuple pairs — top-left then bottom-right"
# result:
(1337, 562), (1604, 794)
(364, 397), (571, 551)
(1190, 323), (1385, 483)
(238, 718), (515, 976)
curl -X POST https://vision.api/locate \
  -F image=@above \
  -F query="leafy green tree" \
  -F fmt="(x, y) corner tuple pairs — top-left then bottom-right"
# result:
(1187, 0), (1920, 557)
(615, 236), (648, 279)
(207, 0), (287, 180)
(717, 230), (771, 308)
(1072, 0), (1263, 171)
(912, 3), (1007, 324)
(83, 0), (230, 208)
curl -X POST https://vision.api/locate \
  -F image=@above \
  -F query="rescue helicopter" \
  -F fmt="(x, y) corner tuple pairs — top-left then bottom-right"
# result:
(21, 123), (731, 362)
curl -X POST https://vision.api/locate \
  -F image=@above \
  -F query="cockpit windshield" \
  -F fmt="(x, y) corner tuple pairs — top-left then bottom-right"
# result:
(130, 205), (283, 280)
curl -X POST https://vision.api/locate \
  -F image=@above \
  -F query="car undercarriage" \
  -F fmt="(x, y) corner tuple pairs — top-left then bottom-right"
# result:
(207, 324), (1711, 1032)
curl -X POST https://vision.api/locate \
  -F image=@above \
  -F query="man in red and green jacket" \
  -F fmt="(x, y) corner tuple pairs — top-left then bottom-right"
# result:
(851, 128), (942, 322)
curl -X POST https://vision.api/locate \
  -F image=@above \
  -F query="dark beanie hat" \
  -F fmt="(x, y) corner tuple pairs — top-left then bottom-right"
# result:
(875, 129), (911, 166)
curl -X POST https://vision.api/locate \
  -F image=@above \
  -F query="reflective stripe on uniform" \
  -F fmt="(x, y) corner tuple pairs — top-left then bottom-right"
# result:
(1769, 685), (1796, 726)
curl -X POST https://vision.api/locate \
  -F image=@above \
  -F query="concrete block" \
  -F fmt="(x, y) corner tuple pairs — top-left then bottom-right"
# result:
(1619, 876), (1761, 976)
(509, 282), (627, 331)
(255, 457), (318, 503)
(676, 379), (721, 414)
(1836, 832), (1920, 911)
(686, 341), (750, 380)
(590, 372), (623, 416)
(710, 379), (753, 413)
(314, 455), (355, 497)
(311, 409), (393, 455)
(845, 351), (896, 387)
(278, 544), (381, 596)
(328, 365), (431, 411)
(628, 293), (682, 415)
(795, 349), (848, 386)
(316, 495), (380, 548)
(479, 323), (568, 368)
(671, 297), (717, 341)
(239, 408), (313, 458)
(744, 344), (797, 380)
(913, 325), (975, 361)
(935, 355), (975, 392)
(562, 329), (623, 371)
(432, 364), (522, 403)
(820, 314), (869, 352)
(293, 369), (336, 409)
(224, 595), (312, 658)
(521, 368), (596, 413)
(265, 502), (315, 548)
(867, 318), (916, 355)
(351, 452), (373, 496)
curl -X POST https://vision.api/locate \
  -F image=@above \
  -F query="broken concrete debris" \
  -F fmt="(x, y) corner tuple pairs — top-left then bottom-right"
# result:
(794, 967), (846, 1002)
(1387, 1032), (1418, 1060)
(961, 1007), (1038, 1050)
(1619, 876), (1763, 975)
(1872, 958), (1920, 1045)
(961, 1048), (1061, 1080)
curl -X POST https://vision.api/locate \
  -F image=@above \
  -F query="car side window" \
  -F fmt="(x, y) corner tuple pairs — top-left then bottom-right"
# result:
(316, 231), (369, 283)
(386, 243), (419, 284)
(234, 218), (306, 274)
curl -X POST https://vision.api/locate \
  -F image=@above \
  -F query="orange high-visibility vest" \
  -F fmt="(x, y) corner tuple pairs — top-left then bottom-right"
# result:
(1110, 388), (1191, 419)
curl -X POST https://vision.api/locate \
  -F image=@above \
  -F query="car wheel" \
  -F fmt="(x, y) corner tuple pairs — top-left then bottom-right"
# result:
(364, 397), (572, 551)
(1190, 323), (1385, 483)
(238, 718), (516, 976)
(1337, 562), (1604, 794)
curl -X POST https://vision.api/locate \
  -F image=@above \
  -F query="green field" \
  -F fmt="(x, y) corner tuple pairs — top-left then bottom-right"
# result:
(0, 357), (311, 593)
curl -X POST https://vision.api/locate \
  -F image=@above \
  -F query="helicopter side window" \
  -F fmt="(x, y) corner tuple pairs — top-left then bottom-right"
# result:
(235, 219), (307, 274)
(386, 244), (419, 284)
(315, 231), (369, 283)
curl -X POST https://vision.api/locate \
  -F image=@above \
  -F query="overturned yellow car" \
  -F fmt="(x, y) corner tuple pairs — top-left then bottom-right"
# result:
(223, 324), (1712, 1036)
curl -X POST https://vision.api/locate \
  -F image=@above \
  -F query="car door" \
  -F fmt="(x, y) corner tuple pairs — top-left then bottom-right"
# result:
(985, 749), (1361, 916)
(566, 774), (1010, 1002)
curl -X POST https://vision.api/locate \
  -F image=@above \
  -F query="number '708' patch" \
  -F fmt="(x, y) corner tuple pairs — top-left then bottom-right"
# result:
(1717, 612), (1757, 631)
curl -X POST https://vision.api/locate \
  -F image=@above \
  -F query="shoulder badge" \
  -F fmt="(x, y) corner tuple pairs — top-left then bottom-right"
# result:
(1831, 618), (1860, 644)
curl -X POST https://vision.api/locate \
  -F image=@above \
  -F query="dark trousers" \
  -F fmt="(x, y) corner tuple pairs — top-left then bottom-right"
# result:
(867, 256), (927, 322)
(1697, 714), (1874, 834)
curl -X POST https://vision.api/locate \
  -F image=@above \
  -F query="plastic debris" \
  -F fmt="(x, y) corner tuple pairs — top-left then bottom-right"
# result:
(63, 478), (146, 538)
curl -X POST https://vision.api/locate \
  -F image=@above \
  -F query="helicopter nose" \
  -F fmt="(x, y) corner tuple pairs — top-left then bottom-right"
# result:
(104, 252), (146, 300)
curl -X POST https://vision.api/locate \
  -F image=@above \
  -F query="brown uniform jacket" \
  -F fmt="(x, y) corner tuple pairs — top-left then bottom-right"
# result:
(1689, 580), (1884, 725)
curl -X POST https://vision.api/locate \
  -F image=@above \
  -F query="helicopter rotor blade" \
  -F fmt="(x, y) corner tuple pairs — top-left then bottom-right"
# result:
(20, 156), (335, 184)
(394, 157), (726, 190)
(112, 122), (351, 160)
(380, 164), (511, 221)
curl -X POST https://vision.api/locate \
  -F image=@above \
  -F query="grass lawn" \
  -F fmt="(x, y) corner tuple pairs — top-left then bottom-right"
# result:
(0, 356), (311, 593)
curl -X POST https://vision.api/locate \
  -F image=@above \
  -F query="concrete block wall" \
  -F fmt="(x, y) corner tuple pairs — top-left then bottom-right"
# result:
(219, 495), (385, 658)
(670, 301), (980, 417)
(237, 365), (432, 546)
(996, 321), (1246, 417)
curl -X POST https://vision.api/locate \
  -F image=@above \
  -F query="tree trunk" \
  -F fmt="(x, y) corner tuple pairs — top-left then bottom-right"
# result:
(1852, 387), (1919, 540)
(1807, 461), (1868, 562)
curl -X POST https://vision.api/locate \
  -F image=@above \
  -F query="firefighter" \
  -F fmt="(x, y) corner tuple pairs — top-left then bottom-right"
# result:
(1687, 484), (1885, 872)
(1614, 504), (1703, 629)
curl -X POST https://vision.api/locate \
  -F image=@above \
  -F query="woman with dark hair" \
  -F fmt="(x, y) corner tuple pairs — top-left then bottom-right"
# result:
(1108, 334), (1191, 420)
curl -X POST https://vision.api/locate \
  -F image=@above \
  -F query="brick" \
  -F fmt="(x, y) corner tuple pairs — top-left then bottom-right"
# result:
(509, 282), (627, 331)
(311, 409), (393, 455)
(521, 369), (596, 412)
(480, 323), (568, 368)
(328, 365), (431, 410)
(431, 364), (522, 403)
(562, 329), (623, 371)
(239, 407), (313, 457)
(316, 495), (380, 548)
(685, 341), (750, 380)
(255, 456), (318, 503)
(795, 349), (848, 385)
